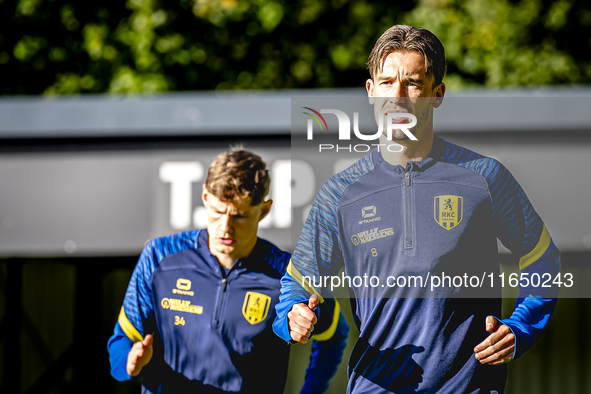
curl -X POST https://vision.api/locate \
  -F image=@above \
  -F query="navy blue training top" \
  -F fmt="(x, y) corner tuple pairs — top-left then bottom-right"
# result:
(274, 135), (560, 394)
(108, 229), (348, 393)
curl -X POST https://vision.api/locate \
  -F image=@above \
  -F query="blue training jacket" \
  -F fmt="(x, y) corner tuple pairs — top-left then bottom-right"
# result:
(273, 135), (560, 394)
(108, 229), (349, 393)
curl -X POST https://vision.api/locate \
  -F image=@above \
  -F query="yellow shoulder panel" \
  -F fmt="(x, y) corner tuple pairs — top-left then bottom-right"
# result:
(519, 225), (551, 271)
(118, 307), (144, 343)
(286, 259), (325, 304)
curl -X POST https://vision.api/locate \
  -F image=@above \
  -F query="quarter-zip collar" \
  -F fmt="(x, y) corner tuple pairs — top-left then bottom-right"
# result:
(372, 136), (443, 172)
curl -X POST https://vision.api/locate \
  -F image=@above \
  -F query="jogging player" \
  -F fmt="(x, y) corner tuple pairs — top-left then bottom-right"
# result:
(273, 25), (560, 393)
(108, 149), (349, 393)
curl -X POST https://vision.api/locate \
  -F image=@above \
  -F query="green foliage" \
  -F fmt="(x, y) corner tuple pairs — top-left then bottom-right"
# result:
(405, 0), (591, 89)
(1, 0), (589, 95)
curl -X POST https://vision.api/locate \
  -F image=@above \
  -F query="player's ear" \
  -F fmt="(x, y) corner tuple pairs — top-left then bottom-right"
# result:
(259, 199), (273, 222)
(366, 79), (375, 105)
(201, 184), (209, 206)
(433, 82), (446, 108)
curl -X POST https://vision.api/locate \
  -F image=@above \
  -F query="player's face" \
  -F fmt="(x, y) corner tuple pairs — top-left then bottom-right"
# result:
(202, 186), (272, 262)
(366, 50), (445, 142)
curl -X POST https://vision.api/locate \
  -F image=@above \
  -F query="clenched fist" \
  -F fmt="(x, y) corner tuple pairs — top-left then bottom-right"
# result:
(288, 295), (319, 344)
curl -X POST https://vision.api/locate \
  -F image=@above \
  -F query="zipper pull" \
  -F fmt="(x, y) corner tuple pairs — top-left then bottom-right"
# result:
(405, 171), (411, 186)
(221, 278), (227, 291)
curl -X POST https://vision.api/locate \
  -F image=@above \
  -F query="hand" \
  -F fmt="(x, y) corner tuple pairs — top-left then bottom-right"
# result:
(127, 334), (153, 376)
(474, 316), (515, 365)
(287, 295), (319, 344)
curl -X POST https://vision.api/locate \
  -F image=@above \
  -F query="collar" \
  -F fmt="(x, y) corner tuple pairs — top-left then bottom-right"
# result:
(428, 134), (446, 161)
(372, 134), (445, 171)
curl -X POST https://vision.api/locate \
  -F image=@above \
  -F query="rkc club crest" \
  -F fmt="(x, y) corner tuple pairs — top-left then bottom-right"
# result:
(434, 195), (463, 230)
(242, 291), (271, 325)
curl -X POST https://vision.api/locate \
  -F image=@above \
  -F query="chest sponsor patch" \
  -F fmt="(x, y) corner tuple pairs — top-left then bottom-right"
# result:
(434, 195), (463, 230)
(161, 297), (203, 314)
(242, 291), (271, 325)
(351, 227), (394, 246)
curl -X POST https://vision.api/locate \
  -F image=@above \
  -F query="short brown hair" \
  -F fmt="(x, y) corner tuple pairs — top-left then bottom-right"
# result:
(205, 150), (270, 206)
(368, 25), (446, 87)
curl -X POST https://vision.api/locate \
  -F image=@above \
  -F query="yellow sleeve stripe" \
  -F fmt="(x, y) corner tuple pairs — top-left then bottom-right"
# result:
(519, 225), (551, 271)
(312, 300), (341, 342)
(286, 259), (324, 304)
(118, 307), (144, 343)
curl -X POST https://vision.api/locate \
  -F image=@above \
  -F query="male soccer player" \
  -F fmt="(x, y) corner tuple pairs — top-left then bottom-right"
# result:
(108, 149), (348, 393)
(273, 25), (560, 393)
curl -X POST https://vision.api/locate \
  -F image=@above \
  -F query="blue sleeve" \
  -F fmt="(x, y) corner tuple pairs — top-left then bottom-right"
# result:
(273, 266), (311, 343)
(488, 161), (560, 359)
(107, 241), (159, 379)
(107, 321), (135, 381)
(496, 237), (560, 359)
(301, 299), (349, 394)
(273, 177), (347, 343)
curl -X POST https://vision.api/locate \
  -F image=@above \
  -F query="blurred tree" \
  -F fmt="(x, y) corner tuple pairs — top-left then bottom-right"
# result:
(0, 0), (589, 95)
(404, 0), (591, 89)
